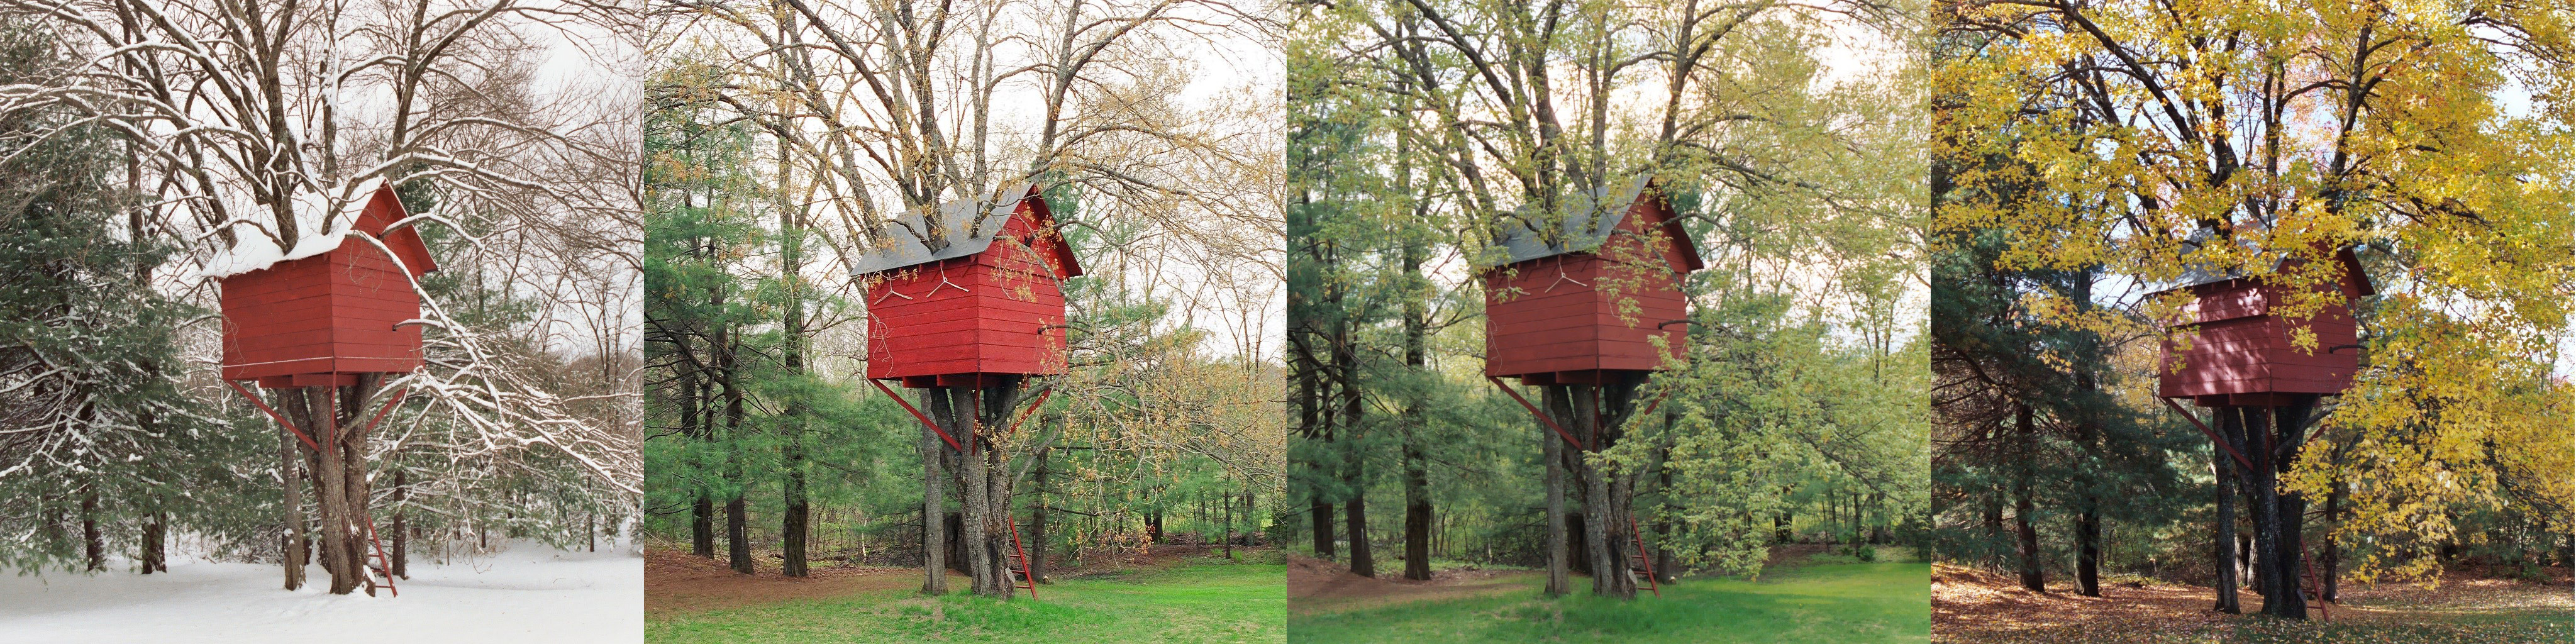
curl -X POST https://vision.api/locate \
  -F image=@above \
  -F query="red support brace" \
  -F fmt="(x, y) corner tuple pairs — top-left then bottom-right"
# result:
(871, 379), (965, 453)
(226, 380), (320, 452)
(2159, 397), (2256, 472)
(361, 387), (409, 435)
(1487, 376), (1589, 451)
(1629, 516), (1661, 598)
(1002, 389), (1052, 437)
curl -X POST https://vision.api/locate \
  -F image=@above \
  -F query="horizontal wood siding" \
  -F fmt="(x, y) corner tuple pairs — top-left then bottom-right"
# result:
(1483, 248), (1687, 378)
(863, 205), (1071, 381)
(220, 241), (425, 380)
(2157, 284), (2360, 398)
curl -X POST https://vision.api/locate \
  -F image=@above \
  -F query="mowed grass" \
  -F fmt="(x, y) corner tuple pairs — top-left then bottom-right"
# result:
(1291, 560), (1933, 644)
(648, 559), (1286, 644)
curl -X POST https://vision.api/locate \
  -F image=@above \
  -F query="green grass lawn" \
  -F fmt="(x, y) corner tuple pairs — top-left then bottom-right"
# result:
(1292, 560), (1933, 643)
(648, 559), (1286, 644)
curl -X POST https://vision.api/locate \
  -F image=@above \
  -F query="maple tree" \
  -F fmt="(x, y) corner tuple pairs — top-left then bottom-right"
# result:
(1936, 0), (2569, 620)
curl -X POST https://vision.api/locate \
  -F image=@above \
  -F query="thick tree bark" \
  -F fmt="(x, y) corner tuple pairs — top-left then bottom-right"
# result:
(2241, 407), (2289, 617)
(725, 492), (750, 574)
(80, 487), (101, 572)
(919, 392), (948, 594)
(2212, 408), (2240, 613)
(1574, 386), (1628, 598)
(684, 358), (715, 558)
(392, 470), (408, 579)
(777, 158), (810, 579)
(1540, 386), (1573, 596)
(1401, 441), (1433, 580)
(719, 325), (753, 575)
(278, 394), (308, 591)
(299, 387), (358, 594)
(2263, 403), (2314, 619)
(140, 513), (167, 574)
(2323, 474), (2342, 602)
(2014, 403), (2043, 592)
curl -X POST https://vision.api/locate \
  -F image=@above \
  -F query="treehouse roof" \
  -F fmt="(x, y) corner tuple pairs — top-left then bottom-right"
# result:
(1481, 174), (1703, 272)
(197, 177), (436, 279)
(2151, 242), (2374, 301)
(847, 182), (1084, 279)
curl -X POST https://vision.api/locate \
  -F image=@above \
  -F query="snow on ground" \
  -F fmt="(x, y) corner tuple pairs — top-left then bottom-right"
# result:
(0, 540), (640, 643)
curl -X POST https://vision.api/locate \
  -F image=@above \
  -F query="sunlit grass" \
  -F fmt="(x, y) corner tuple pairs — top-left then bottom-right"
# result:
(647, 558), (1286, 643)
(1290, 560), (1932, 644)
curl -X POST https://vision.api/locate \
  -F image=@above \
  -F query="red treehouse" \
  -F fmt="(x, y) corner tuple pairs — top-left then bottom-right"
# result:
(2153, 243), (2372, 621)
(211, 177), (431, 597)
(1480, 175), (1701, 599)
(851, 181), (1082, 600)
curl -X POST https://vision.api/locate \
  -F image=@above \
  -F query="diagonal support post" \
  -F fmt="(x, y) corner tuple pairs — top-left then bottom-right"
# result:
(2160, 397), (2255, 472)
(1486, 375), (1587, 451)
(1002, 388), (1052, 437)
(360, 387), (409, 436)
(226, 380), (319, 452)
(871, 379), (965, 453)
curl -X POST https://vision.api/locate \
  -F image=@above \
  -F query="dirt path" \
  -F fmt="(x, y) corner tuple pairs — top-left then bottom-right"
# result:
(1286, 553), (1539, 615)
(645, 550), (936, 616)
(1931, 564), (2573, 642)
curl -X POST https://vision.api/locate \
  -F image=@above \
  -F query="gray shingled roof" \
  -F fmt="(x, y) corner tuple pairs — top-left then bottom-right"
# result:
(847, 182), (1037, 276)
(1484, 175), (1655, 267)
(2150, 231), (2371, 296)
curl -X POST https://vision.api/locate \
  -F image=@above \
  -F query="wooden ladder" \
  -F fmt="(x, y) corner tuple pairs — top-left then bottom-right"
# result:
(364, 521), (399, 597)
(2299, 550), (2329, 621)
(1007, 516), (1037, 600)
(1628, 516), (1660, 598)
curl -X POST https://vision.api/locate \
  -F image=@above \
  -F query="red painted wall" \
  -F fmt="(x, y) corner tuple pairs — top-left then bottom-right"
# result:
(863, 202), (1072, 384)
(2158, 280), (2362, 400)
(1482, 199), (1691, 380)
(219, 185), (433, 383)
(219, 238), (425, 381)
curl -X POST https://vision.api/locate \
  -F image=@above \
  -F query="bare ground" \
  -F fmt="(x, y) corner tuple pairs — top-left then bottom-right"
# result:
(1285, 553), (1536, 615)
(1931, 563), (2574, 643)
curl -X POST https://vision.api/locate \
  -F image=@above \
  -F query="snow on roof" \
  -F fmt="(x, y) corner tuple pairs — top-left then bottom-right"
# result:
(194, 177), (388, 279)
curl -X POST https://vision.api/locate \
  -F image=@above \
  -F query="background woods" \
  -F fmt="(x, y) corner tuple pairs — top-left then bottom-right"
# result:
(0, 0), (645, 594)
(1285, 0), (1929, 601)
(638, 0), (1287, 596)
(1929, 0), (2571, 633)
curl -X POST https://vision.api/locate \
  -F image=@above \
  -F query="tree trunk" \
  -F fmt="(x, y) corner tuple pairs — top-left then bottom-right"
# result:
(919, 390), (948, 594)
(685, 359), (715, 558)
(392, 470), (409, 579)
(140, 513), (165, 574)
(2263, 403), (2314, 619)
(947, 387), (1002, 599)
(297, 387), (360, 594)
(1574, 386), (1628, 598)
(2014, 403), (2043, 592)
(1340, 360), (1373, 579)
(80, 487), (101, 572)
(726, 491), (750, 574)
(277, 394), (307, 591)
(2323, 473), (2342, 602)
(1540, 385), (1572, 596)
(2212, 407), (2240, 613)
